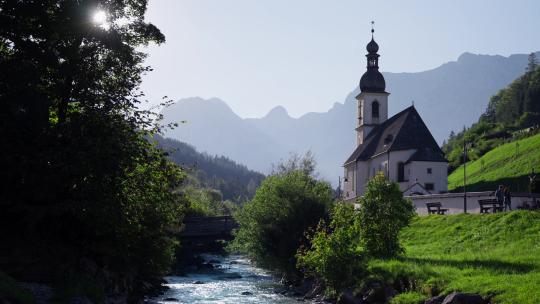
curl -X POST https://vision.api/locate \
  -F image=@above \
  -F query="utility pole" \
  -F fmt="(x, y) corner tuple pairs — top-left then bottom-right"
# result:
(337, 176), (342, 199)
(463, 140), (468, 213)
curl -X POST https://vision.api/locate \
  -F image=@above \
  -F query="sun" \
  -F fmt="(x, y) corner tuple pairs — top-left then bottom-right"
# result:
(92, 10), (108, 27)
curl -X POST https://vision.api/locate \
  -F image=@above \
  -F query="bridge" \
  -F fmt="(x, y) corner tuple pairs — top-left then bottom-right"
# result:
(179, 216), (238, 241)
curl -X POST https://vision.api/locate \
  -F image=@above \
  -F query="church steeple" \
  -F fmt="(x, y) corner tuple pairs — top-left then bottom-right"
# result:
(356, 22), (389, 146)
(360, 22), (386, 93)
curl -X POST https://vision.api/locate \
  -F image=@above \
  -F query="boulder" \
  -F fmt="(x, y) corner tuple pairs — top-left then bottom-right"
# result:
(198, 262), (214, 270)
(163, 298), (179, 302)
(425, 295), (446, 304)
(360, 281), (386, 303)
(442, 292), (486, 304)
(241, 291), (253, 296)
(192, 280), (204, 284)
(337, 290), (362, 304)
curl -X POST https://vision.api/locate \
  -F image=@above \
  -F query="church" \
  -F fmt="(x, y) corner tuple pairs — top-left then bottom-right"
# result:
(343, 29), (448, 199)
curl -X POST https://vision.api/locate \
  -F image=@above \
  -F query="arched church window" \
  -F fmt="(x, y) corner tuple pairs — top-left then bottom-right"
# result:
(372, 101), (380, 118)
(397, 162), (405, 182)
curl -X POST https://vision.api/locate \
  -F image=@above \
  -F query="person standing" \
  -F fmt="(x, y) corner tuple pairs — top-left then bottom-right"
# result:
(529, 169), (538, 193)
(503, 186), (512, 211)
(495, 185), (504, 205)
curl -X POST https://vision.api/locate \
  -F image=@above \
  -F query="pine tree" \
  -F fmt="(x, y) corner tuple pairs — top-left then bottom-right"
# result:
(528, 52), (538, 72)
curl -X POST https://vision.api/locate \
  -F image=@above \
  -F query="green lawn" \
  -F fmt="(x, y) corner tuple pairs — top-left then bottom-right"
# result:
(448, 132), (540, 192)
(369, 212), (540, 304)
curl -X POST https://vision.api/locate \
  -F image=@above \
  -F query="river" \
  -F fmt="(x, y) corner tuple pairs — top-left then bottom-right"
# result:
(152, 254), (303, 304)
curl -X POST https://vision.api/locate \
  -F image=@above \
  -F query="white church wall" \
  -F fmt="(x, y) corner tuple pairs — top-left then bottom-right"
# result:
(357, 92), (389, 126)
(355, 161), (368, 197)
(368, 153), (388, 179)
(409, 192), (539, 215)
(409, 161), (448, 193)
(387, 150), (416, 184)
(343, 164), (355, 199)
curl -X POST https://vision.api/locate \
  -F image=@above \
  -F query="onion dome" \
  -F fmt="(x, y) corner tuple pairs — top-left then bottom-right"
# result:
(360, 70), (386, 92)
(366, 38), (379, 53)
(359, 24), (386, 93)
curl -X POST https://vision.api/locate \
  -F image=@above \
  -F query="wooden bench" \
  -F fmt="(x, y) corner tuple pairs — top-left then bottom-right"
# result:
(478, 199), (503, 213)
(426, 202), (448, 215)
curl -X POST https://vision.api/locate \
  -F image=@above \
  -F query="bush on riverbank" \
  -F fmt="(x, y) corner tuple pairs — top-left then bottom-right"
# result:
(297, 203), (366, 292)
(230, 165), (333, 281)
(297, 174), (414, 295)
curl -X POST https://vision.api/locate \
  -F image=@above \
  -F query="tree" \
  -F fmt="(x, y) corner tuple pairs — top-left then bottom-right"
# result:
(0, 1), (185, 300)
(230, 168), (332, 281)
(357, 173), (415, 258)
(297, 202), (366, 292)
(528, 52), (538, 72)
(272, 151), (318, 177)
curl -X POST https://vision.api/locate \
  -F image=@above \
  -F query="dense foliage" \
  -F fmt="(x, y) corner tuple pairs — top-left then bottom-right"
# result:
(0, 0), (185, 301)
(358, 174), (415, 258)
(297, 203), (366, 292)
(443, 55), (540, 172)
(230, 159), (332, 281)
(155, 135), (264, 205)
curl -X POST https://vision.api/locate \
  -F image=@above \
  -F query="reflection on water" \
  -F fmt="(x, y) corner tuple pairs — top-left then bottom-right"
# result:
(153, 254), (301, 304)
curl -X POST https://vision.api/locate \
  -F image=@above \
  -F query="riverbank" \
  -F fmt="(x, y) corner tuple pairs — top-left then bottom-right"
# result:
(360, 211), (540, 303)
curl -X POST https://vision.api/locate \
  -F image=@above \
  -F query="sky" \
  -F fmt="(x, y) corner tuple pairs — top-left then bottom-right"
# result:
(140, 0), (540, 118)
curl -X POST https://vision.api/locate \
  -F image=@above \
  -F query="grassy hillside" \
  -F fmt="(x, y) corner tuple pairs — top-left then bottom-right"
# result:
(374, 212), (540, 304)
(448, 132), (540, 192)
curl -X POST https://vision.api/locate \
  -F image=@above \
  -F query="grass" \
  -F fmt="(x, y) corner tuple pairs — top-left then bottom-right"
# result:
(390, 292), (427, 304)
(448, 132), (540, 192)
(370, 211), (540, 303)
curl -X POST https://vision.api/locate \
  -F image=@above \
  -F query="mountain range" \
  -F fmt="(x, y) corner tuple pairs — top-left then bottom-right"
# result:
(161, 51), (539, 184)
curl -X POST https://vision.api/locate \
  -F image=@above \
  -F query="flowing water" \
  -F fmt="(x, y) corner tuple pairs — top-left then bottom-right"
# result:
(152, 254), (302, 304)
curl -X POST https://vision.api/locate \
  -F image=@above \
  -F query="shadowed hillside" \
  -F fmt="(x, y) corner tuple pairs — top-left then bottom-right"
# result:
(155, 136), (265, 202)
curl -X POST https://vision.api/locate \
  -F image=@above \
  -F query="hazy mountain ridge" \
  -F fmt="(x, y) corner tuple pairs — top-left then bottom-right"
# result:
(162, 52), (539, 184)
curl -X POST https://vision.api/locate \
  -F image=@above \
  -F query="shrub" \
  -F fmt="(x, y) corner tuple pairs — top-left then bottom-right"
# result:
(297, 202), (366, 291)
(358, 173), (415, 258)
(230, 170), (332, 281)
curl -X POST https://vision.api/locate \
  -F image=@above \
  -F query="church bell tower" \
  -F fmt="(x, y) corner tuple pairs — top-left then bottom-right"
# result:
(356, 23), (389, 145)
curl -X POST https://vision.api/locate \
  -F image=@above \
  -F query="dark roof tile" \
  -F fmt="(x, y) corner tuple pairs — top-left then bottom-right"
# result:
(344, 106), (447, 165)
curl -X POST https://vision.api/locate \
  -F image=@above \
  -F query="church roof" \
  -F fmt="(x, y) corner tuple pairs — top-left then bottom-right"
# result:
(344, 106), (447, 165)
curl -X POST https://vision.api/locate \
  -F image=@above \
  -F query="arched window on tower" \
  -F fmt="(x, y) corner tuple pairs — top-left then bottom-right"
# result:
(397, 162), (405, 182)
(372, 101), (380, 119)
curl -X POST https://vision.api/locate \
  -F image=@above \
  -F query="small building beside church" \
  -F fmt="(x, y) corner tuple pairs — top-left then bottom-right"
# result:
(343, 30), (448, 199)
